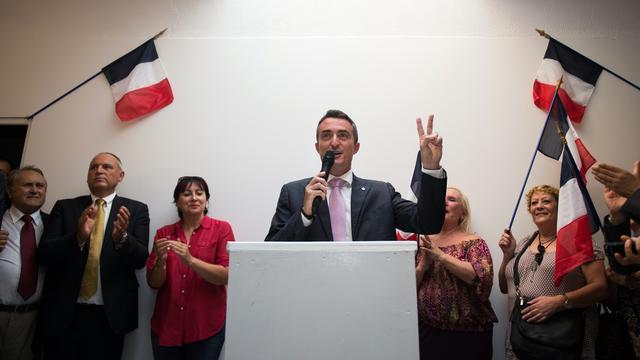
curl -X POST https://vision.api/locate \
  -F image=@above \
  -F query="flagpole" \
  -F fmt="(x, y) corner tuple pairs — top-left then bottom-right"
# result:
(507, 82), (563, 230)
(536, 29), (640, 92)
(0, 28), (169, 122)
(153, 28), (168, 40)
(26, 71), (103, 120)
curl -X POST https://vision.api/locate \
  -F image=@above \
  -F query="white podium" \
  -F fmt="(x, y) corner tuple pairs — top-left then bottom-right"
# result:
(225, 241), (420, 360)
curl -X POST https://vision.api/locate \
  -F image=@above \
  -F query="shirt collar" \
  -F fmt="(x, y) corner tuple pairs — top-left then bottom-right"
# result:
(8, 205), (42, 226)
(200, 215), (213, 229)
(328, 170), (353, 187)
(91, 192), (116, 206)
(176, 215), (212, 233)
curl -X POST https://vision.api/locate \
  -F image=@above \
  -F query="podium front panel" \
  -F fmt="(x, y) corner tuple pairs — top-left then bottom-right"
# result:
(225, 241), (419, 360)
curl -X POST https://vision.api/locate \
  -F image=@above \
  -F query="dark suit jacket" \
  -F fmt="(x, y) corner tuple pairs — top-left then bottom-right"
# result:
(265, 172), (446, 241)
(37, 195), (149, 335)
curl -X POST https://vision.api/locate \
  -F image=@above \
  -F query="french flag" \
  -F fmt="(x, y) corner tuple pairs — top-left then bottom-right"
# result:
(102, 39), (174, 121)
(555, 145), (601, 286)
(533, 39), (603, 123)
(537, 92), (596, 182)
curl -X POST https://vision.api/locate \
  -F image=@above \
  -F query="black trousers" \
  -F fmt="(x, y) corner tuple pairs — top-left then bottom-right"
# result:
(419, 323), (493, 360)
(43, 304), (124, 360)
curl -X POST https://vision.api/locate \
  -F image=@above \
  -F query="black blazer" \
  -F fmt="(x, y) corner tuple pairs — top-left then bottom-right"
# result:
(266, 172), (446, 241)
(37, 195), (149, 335)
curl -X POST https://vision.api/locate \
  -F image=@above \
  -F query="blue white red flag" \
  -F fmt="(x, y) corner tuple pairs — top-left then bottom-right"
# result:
(555, 145), (601, 285)
(102, 39), (173, 121)
(533, 39), (603, 123)
(537, 92), (596, 182)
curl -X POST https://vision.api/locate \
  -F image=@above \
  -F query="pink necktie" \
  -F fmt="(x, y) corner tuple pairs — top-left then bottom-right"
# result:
(329, 178), (347, 241)
(18, 215), (38, 300)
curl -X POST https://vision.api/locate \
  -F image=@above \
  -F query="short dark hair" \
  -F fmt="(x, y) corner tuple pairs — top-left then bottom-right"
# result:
(173, 176), (211, 219)
(316, 109), (358, 143)
(7, 165), (46, 192)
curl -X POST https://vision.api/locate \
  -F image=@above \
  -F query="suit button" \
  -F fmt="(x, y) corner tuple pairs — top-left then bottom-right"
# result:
(180, 306), (184, 311)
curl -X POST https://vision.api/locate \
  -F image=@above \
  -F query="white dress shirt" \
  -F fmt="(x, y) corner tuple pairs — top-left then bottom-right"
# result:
(77, 192), (116, 305)
(0, 206), (45, 305)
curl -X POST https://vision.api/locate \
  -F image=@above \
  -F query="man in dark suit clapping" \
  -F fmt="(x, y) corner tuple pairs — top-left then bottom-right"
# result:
(38, 152), (149, 360)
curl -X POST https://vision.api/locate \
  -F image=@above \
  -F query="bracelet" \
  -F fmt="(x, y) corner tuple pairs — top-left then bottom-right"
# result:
(561, 293), (573, 309)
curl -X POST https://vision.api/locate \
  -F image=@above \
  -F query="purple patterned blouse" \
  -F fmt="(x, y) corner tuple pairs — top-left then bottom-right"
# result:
(417, 238), (498, 331)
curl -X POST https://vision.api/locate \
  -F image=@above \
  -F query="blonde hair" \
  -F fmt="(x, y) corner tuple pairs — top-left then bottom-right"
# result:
(448, 187), (471, 233)
(525, 185), (559, 212)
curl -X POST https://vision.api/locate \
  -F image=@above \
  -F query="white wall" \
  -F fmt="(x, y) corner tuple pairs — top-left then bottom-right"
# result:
(1, 1), (639, 359)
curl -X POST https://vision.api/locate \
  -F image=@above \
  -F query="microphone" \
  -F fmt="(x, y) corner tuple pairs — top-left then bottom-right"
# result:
(311, 150), (335, 216)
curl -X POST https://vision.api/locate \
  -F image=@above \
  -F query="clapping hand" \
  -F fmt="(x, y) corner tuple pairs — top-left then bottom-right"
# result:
(593, 161), (640, 198)
(168, 240), (193, 266)
(153, 238), (172, 264)
(77, 204), (97, 245)
(419, 234), (445, 261)
(111, 206), (130, 242)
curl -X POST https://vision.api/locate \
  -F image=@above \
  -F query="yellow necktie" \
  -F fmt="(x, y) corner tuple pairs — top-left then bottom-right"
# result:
(79, 199), (105, 299)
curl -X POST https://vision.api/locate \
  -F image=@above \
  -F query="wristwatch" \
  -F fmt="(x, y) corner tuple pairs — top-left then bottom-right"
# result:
(120, 231), (129, 243)
(561, 293), (573, 309)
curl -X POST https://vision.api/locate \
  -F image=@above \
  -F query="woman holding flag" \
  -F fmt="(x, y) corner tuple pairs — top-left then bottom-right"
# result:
(498, 185), (607, 359)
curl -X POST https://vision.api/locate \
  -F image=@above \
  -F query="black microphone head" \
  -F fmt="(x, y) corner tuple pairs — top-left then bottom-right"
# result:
(323, 150), (335, 164)
(320, 151), (335, 178)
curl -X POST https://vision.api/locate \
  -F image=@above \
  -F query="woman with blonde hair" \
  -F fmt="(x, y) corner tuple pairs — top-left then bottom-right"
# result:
(415, 187), (497, 359)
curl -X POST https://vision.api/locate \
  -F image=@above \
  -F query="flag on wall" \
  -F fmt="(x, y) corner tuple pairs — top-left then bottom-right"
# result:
(537, 92), (596, 182)
(555, 146), (600, 285)
(396, 152), (421, 241)
(102, 39), (174, 121)
(533, 39), (603, 123)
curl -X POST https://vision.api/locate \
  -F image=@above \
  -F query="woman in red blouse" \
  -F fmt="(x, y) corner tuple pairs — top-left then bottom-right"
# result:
(147, 176), (234, 360)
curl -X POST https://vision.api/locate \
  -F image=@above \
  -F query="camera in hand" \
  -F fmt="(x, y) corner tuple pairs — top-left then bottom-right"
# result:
(605, 240), (640, 275)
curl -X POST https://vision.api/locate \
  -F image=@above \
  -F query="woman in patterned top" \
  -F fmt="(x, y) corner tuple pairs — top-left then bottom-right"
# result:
(498, 185), (608, 359)
(415, 187), (497, 360)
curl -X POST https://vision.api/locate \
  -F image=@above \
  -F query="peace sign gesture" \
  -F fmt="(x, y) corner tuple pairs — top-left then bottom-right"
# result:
(416, 115), (443, 170)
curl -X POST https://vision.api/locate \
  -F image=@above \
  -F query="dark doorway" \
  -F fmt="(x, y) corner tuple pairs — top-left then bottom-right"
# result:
(0, 124), (28, 169)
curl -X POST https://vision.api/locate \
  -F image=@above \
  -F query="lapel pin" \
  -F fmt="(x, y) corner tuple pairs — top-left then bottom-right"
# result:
(361, 187), (366, 191)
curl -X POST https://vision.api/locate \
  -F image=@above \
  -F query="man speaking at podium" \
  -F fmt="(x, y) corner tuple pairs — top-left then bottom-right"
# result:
(266, 109), (446, 242)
